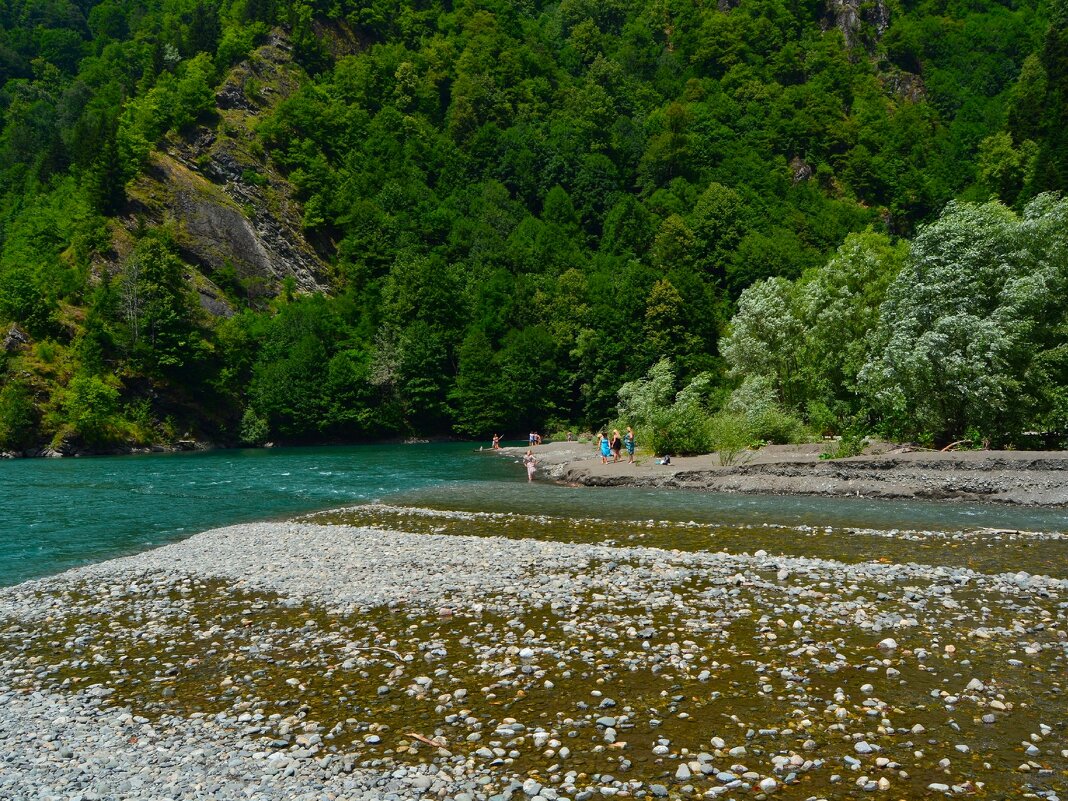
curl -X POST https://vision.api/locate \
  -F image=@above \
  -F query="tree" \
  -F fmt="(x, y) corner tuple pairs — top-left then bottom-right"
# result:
(643, 278), (695, 363)
(977, 132), (1036, 204)
(1029, 0), (1068, 195)
(860, 197), (1068, 441)
(249, 296), (341, 438)
(720, 277), (805, 408)
(0, 266), (57, 337)
(0, 379), (38, 450)
(62, 375), (120, 447)
(450, 328), (505, 436)
(120, 238), (202, 376)
(794, 231), (906, 414)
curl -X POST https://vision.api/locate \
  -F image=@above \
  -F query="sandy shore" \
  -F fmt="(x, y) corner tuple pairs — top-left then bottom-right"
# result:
(499, 441), (1068, 506)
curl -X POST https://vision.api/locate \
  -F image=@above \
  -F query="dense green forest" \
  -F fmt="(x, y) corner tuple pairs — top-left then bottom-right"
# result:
(0, 0), (1066, 454)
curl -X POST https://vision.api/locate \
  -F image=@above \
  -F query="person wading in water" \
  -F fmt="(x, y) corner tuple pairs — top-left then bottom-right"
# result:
(523, 449), (537, 481)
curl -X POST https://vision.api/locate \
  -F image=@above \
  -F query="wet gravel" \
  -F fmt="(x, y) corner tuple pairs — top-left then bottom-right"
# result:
(1, 509), (1066, 801)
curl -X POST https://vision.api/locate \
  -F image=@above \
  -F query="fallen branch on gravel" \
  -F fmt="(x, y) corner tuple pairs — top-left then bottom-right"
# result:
(941, 440), (971, 452)
(404, 732), (445, 747)
(351, 645), (406, 660)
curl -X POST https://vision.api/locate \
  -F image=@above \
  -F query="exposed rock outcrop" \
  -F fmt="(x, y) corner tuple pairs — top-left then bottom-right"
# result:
(789, 156), (813, 183)
(117, 30), (331, 310)
(2, 324), (29, 353)
(826, 0), (891, 50)
(880, 68), (927, 103)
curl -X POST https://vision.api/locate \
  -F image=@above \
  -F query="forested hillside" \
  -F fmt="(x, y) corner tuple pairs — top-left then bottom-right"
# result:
(0, 0), (1065, 453)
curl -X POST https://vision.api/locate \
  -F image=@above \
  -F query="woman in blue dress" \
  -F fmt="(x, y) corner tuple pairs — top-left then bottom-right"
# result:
(598, 431), (610, 464)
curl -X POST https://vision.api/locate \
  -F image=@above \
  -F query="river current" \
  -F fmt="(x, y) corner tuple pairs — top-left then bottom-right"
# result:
(1, 441), (1066, 586)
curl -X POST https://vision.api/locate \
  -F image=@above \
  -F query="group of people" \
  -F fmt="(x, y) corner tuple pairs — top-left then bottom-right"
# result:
(598, 427), (635, 464)
(510, 426), (638, 482)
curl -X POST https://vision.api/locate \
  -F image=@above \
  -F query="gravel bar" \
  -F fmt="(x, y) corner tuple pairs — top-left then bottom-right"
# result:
(2, 516), (1066, 801)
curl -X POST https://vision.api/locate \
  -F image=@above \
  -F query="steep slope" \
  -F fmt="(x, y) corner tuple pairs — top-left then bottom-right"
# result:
(0, 0), (1062, 455)
(116, 31), (331, 315)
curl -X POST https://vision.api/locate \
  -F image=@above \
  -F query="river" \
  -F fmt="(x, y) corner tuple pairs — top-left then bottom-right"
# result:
(1, 442), (1066, 586)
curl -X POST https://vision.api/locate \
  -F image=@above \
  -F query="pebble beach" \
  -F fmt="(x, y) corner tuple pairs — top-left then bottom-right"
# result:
(2, 504), (1066, 801)
(507, 442), (1068, 507)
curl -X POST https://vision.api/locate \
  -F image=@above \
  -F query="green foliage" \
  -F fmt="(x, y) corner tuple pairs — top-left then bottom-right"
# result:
(615, 359), (718, 456)
(747, 405), (808, 445)
(861, 195), (1068, 442)
(239, 407), (269, 446)
(0, 266), (57, 337)
(615, 358), (677, 428)
(0, 0), (1064, 451)
(977, 132), (1036, 204)
(707, 411), (751, 466)
(450, 328), (505, 437)
(119, 237), (205, 377)
(60, 375), (121, 447)
(0, 378), (38, 450)
(819, 431), (868, 460)
(722, 231), (906, 432)
(647, 402), (713, 458)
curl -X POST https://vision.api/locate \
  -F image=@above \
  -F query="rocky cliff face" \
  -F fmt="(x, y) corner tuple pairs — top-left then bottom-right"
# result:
(826, 0), (891, 51)
(823, 0), (926, 101)
(116, 31), (331, 315)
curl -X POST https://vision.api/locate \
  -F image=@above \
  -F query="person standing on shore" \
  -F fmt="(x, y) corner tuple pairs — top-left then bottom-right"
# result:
(625, 426), (635, 463)
(523, 449), (537, 481)
(610, 429), (623, 462)
(598, 432), (610, 464)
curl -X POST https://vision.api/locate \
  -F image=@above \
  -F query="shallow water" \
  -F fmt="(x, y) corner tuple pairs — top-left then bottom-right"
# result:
(308, 506), (1068, 579)
(2, 443), (1066, 586)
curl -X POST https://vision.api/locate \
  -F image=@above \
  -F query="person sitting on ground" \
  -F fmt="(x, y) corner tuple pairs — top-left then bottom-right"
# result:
(656, 454), (671, 465)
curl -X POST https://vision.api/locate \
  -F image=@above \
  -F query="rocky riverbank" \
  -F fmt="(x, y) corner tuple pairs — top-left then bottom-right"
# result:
(2, 508), (1066, 800)
(500, 442), (1068, 507)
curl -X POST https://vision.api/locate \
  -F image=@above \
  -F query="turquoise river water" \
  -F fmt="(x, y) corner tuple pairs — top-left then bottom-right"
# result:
(1, 442), (1066, 587)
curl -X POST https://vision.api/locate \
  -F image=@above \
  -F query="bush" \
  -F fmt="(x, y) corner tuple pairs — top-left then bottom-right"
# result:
(723, 375), (810, 444)
(0, 379), (38, 450)
(124, 398), (158, 445)
(820, 431), (868, 459)
(62, 375), (121, 447)
(616, 358), (677, 426)
(749, 406), (809, 444)
(240, 407), (269, 446)
(647, 404), (714, 456)
(805, 400), (839, 437)
(707, 411), (751, 465)
(0, 267), (57, 337)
